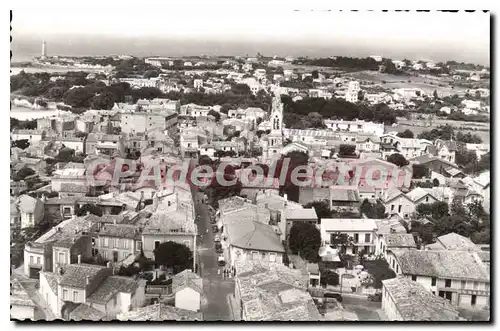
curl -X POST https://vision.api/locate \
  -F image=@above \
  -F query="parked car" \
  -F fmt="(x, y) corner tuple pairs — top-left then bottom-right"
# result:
(368, 292), (382, 302)
(218, 254), (226, 266)
(324, 292), (343, 302)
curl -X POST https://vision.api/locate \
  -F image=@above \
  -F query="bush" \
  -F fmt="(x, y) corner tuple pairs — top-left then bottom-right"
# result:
(363, 258), (396, 289)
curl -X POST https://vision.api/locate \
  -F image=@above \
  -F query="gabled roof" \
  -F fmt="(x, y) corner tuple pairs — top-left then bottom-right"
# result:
(87, 276), (139, 304)
(391, 250), (489, 281)
(382, 278), (462, 321)
(433, 233), (480, 252)
(117, 303), (202, 321)
(59, 263), (108, 288)
(226, 220), (284, 253)
(172, 269), (203, 295)
(384, 233), (417, 248)
(406, 187), (439, 202)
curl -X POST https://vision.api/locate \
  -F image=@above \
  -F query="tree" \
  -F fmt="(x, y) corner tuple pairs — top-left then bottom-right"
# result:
(55, 148), (76, 163)
(288, 222), (321, 263)
(387, 153), (409, 167)
(397, 129), (415, 139)
(319, 268), (339, 286)
(91, 91), (117, 110)
(416, 201), (449, 220)
(456, 132), (483, 144)
(433, 215), (472, 237)
(63, 87), (93, 108)
(338, 144), (356, 157)
(412, 164), (428, 179)
(360, 199), (386, 218)
(12, 139), (30, 150)
(363, 258), (396, 289)
(14, 167), (36, 181)
(433, 90), (439, 100)
(311, 70), (319, 79)
(154, 241), (193, 273)
(207, 109), (221, 121)
(143, 70), (160, 79)
(432, 178), (440, 187)
(304, 200), (330, 219)
(329, 232), (353, 255)
(75, 204), (103, 217)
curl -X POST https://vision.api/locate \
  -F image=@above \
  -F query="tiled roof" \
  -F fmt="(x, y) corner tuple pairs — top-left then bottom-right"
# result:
(434, 233), (480, 251)
(235, 261), (320, 321)
(391, 250), (489, 281)
(382, 278), (462, 321)
(87, 276), (139, 304)
(60, 183), (88, 193)
(117, 303), (203, 321)
(225, 219), (284, 253)
(406, 187), (438, 202)
(330, 188), (360, 202)
(10, 277), (36, 307)
(284, 208), (318, 220)
(40, 271), (60, 295)
(69, 304), (106, 321)
(375, 219), (407, 234)
(384, 233), (416, 248)
(59, 263), (108, 288)
(172, 270), (203, 295)
(99, 224), (137, 239)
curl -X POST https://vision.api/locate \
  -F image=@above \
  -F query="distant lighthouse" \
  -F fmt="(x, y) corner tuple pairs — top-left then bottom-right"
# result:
(41, 41), (47, 59)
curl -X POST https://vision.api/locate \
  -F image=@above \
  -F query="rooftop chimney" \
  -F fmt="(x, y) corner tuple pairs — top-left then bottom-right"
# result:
(85, 276), (90, 285)
(77, 255), (81, 264)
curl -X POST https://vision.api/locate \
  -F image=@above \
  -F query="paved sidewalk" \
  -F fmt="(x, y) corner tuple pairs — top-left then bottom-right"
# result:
(226, 293), (241, 321)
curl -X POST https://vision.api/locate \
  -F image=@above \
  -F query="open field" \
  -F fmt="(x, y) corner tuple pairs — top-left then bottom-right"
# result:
(347, 70), (469, 97)
(389, 117), (491, 142)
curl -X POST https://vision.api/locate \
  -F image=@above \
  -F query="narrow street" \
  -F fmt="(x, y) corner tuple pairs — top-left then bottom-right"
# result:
(192, 190), (236, 321)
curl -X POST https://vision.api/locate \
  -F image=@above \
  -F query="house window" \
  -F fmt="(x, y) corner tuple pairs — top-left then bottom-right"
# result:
(354, 234), (359, 243)
(36, 257), (40, 265)
(63, 290), (69, 300)
(432, 277), (437, 286)
(461, 280), (466, 289)
(473, 282), (478, 290)
(114, 239), (119, 248)
(364, 234), (370, 243)
(252, 251), (258, 260)
(411, 275), (417, 281)
(352, 246), (358, 254)
(269, 253), (276, 262)
(59, 252), (65, 264)
(396, 265), (399, 273)
(136, 241), (142, 252)
(73, 291), (79, 301)
(392, 260), (395, 268)
(104, 238), (109, 248)
(391, 205), (395, 211)
(154, 241), (161, 249)
(30, 256), (34, 264)
(471, 295), (477, 306)
(425, 196), (429, 202)
(445, 279), (452, 288)
(124, 240), (129, 249)
(398, 205), (402, 213)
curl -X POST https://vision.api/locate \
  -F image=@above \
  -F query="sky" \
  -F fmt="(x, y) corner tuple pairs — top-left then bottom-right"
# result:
(10, 9), (491, 65)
